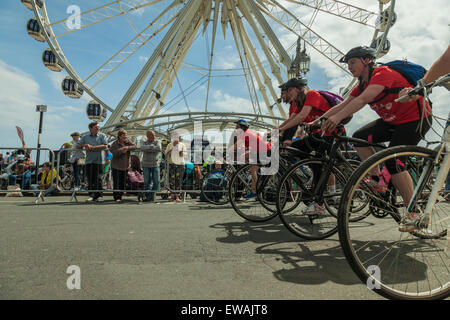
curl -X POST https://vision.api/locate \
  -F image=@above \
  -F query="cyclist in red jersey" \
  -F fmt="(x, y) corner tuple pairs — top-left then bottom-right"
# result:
(318, 46), (433, 232)
(280, 77), (345, 215)
(230, 119), (271, 199)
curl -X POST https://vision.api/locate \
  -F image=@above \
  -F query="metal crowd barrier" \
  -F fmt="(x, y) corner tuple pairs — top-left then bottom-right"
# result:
(43, 148), (210, 204)
(0, 147), (55, 203)
(1, 146), (252, 204)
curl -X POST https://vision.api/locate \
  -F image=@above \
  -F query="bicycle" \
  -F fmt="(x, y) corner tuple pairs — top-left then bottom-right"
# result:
(338, 73), (450, 299)
(227, 146), (304, 222)
(275, 124), (375, 240)
(200, 164), (235, 205)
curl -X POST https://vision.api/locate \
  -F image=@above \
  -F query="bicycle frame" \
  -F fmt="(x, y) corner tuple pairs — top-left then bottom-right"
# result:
(409, 110), (450, 227)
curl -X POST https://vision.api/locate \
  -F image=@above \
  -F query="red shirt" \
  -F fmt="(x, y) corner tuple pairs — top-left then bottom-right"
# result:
(237, 129), (271, 154)
(350, 66), (432, 124)
(289, 101), (300, 117)
(302, 90), (339, 136)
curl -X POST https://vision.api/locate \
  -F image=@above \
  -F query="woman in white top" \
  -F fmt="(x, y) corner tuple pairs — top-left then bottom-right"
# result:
(164, 132), (187, 202)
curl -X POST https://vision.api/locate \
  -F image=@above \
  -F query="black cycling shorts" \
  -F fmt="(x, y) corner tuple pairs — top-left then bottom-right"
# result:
(352, 117), (432, 174)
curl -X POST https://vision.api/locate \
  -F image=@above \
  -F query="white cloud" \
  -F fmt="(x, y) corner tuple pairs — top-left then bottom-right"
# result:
(209, 89), (256, 114)
(0, 61), (92, 154)
(0, 61), (41, 130)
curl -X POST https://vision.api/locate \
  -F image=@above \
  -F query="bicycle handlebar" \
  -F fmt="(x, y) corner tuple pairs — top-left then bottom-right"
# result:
(395, 73), (450, 103)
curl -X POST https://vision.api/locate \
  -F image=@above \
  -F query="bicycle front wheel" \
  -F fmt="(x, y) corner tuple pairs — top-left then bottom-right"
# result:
(228, 164), (279, 222)
(276, 159), (340, 240)
(338, 145), (450, 300)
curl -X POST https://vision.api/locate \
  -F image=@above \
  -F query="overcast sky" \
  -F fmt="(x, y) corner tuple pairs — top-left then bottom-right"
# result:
(0, 0), (448, 157)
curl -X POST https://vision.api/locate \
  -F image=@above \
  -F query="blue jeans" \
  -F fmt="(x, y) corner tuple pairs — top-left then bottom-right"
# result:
(44, 185), (59, 196)
(143, 167), (160, 200)
(72, 161), (81, 187)
(9, 172), (31, 190)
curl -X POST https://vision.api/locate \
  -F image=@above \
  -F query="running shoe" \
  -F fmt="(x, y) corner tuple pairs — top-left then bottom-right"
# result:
(363, 177), (387, 193)
(302, 202), (325, 215)
(398, 211), (422, 232)
(243, 192), (257, 199)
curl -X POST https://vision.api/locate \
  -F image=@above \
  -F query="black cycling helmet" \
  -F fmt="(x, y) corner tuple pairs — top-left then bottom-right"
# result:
(236, 119), (250, 128)
(339, 46), (377, 63)
(278, 82), (287, 92)
(283, 77), (308, 90)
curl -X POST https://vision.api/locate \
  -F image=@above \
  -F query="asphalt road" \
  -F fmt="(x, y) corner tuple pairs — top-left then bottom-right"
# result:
(0, 195), (382, 300)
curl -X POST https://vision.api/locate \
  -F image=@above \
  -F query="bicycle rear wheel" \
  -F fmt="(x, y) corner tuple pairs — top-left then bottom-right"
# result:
(338, 145), (450, 300)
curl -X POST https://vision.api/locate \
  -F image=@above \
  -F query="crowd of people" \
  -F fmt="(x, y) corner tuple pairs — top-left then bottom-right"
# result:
(2, 44), (449, 223)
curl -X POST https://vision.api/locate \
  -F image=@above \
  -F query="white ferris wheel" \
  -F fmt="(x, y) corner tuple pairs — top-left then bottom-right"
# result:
(23, 0), (396, 139)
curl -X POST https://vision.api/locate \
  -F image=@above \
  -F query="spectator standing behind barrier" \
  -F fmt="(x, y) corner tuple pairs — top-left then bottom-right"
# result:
(77, 121), (108, 202)
(110, 129), (136, 203)
(164, 132), (187, 202)
(39, 162), (60, 196)
(68, 132), (86, 190)
(140, 130), (161, 202)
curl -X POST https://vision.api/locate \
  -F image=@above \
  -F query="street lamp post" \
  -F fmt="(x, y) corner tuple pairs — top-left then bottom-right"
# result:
(35, 104), (47, 184)
(288, 38), (311, 78)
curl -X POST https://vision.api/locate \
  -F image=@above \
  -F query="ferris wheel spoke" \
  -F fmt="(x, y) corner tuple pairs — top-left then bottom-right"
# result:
(105, 0), (203, 127)
(82, 0), (183, 90)
(284, 0), (378, 27)
(132, 3), (204, 122)
(203, 1), (221, 113)
(236, 9), (285, 121)
(246, 0), (292, 69)
(226, 0), (260, 117)
(49, 0), (165, 37)
(146, 28), (201, 123)
(258, 0), (350, 74)
(236, 0), (288, 118)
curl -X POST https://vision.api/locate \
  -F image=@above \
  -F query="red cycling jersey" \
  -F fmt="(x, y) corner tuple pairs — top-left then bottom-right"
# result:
(302, 90), (342, 136)
(350, 66), (432, 125)
(237, 129), (271, 153)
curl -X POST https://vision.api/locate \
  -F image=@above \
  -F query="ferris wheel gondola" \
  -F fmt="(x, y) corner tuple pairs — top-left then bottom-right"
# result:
(86, 101), (107, 122)
(26, 18), (45, 42)
(42, 48), (63, 72)
(61, 76), (83, 99)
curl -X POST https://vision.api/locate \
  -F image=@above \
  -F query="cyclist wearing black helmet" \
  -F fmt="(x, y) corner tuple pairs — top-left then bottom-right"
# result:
(317, 45), (432, 232)
(279, 77), (343, 215)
